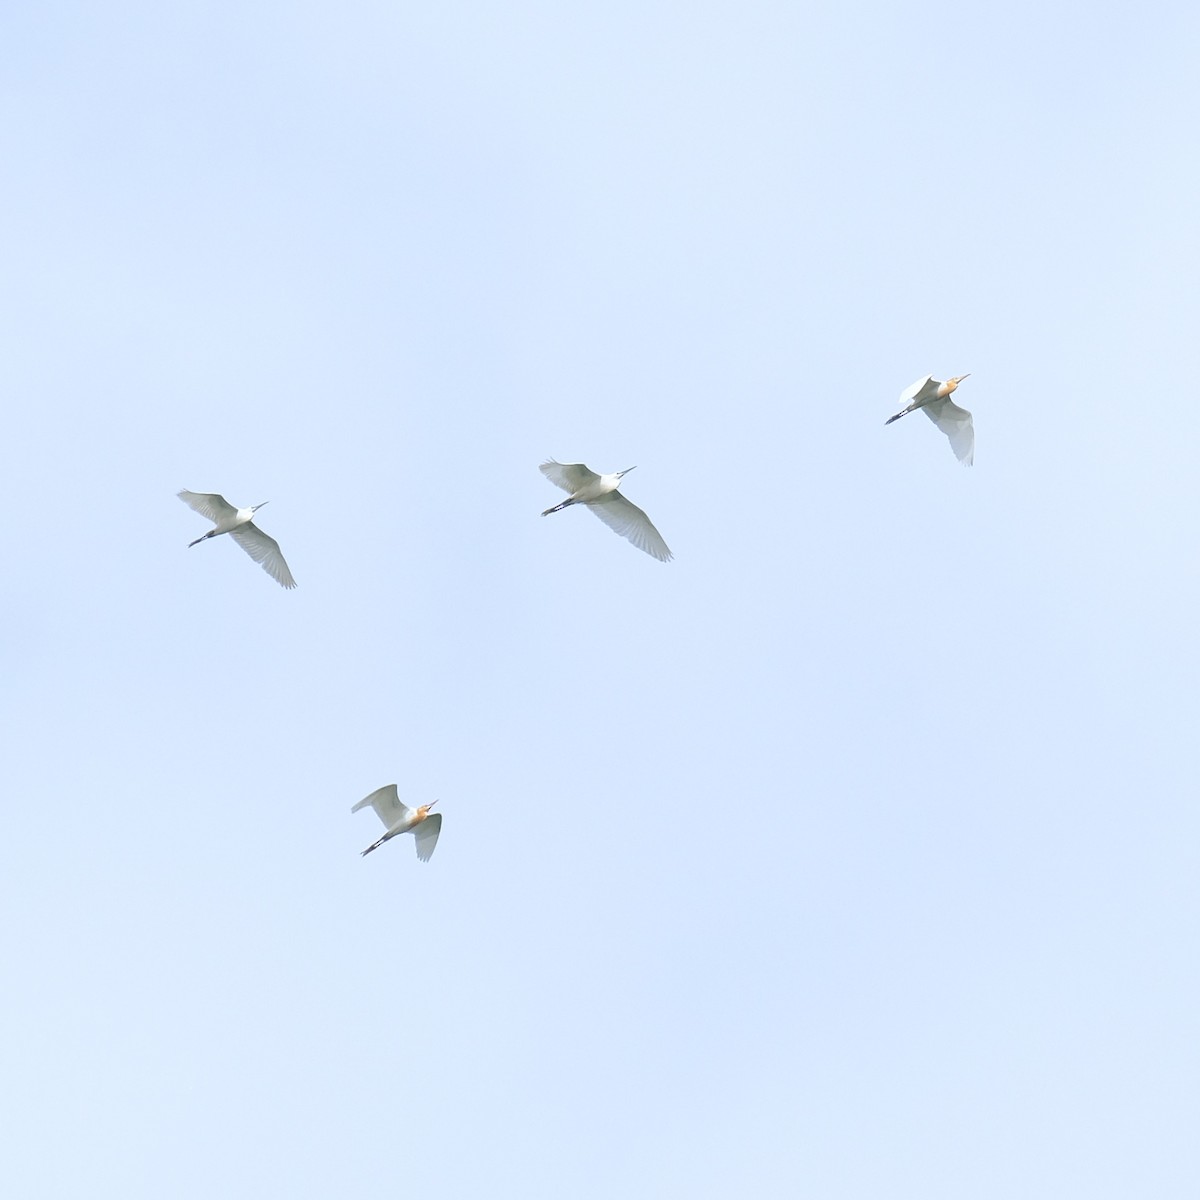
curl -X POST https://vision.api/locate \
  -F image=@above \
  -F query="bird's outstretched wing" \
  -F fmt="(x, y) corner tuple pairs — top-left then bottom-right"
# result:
(924, 399), (974, 466)
(178, 490), (238, 524)
(540, 460), (599, 494)
(352, 784), (413, 831)
(898, 375), (937, 407)
(588, 492), (673, 562)
(230, 522), (297, 588)
(414, 813), (442, 862)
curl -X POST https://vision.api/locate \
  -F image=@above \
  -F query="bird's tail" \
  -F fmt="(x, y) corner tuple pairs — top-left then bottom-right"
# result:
(541, 499), (575, 516)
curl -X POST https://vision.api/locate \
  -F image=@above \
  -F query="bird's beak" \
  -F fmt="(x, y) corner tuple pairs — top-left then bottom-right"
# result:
(255, 501), (270, 511)
(957, 374), (971, 382)
(428, 799), (439, 809)
(619, 466), (637, 476)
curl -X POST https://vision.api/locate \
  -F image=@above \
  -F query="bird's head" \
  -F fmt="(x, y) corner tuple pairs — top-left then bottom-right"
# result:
(938, 374), (970, 398)
(416, 800), (439, 820)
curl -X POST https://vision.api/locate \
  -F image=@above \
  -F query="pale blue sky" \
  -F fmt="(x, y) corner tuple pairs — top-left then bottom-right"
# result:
(3, 2), (1199, 1196)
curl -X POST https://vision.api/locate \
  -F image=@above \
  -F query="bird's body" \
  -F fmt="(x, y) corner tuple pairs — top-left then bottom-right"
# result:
(178, 490), (297, 588)
(353, 785), (442, 861)
(539, 459), (672, 561)
(885, 375), (974, 465)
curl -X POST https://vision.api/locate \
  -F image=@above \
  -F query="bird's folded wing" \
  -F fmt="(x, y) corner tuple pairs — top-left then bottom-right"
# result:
(540, 460), (598, 494)
(352, 784), (412, 829)
(924, 399), (974, 466)
(230, 523), (297, 588)
(588, 493), (673, 562)
(414, 813), (442, 862)
(178, 490), (238, 523)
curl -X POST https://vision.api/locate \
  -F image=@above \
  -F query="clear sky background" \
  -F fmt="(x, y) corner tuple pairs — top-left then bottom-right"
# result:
(3, 2), (1198, 1196)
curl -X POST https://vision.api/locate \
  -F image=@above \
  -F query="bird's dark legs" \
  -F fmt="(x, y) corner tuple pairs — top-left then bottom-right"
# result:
(188, 530), (217, 548)
(361, 829), (396, 856)
(541, 499), (576, 516)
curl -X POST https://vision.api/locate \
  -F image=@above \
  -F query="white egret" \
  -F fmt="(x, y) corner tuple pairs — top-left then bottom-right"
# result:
(353, 785), (442, 861)
(177, 490), (297, 588)
(885, 375), (974, 465)
(540, 459), (672, 562)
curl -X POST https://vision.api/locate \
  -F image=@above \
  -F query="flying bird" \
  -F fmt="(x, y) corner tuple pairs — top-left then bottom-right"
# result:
(353, 785), (442, 861)
(177, 490), (297, 588)
(885, 375), (974, 465)
(539, 460), (672, 561)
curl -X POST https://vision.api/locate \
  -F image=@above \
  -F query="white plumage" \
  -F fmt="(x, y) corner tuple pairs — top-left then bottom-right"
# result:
(539, 460), (672, 562)
(178, 490), (297, 588)
(885, 375), (974, 465)
(352, 785), (443, 861)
